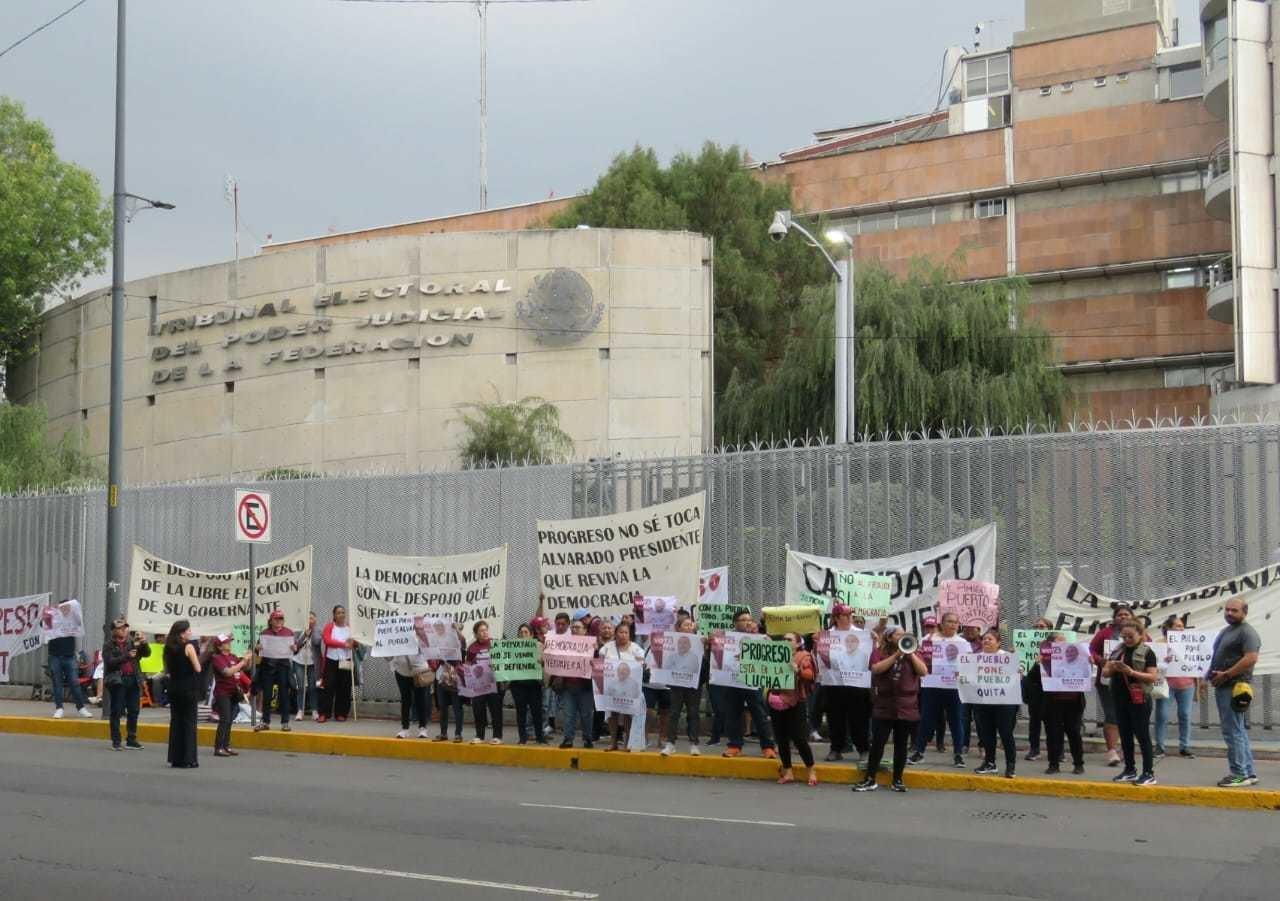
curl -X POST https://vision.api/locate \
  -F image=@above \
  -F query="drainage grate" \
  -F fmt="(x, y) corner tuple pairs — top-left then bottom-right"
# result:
(970, 809), (1047, 821)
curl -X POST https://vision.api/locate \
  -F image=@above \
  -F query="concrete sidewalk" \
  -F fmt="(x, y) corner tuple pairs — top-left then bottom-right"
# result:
(2, 698), (1277, 811)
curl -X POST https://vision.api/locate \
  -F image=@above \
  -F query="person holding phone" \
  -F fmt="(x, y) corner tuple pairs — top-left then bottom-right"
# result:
(1102, 620), (1159, 786)
(102, 618), (149, 751)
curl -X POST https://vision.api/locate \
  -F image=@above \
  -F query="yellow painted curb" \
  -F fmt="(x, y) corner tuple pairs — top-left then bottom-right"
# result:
(2, 716), (1277, 812)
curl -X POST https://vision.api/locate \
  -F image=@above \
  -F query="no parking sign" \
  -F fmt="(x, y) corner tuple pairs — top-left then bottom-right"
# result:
(235, 490), (271, 544)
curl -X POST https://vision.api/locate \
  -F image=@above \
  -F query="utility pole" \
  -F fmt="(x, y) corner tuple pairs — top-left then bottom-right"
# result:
(477, 0), (488, 210)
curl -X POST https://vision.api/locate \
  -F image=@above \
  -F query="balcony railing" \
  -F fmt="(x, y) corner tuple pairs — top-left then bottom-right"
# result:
(1205, 36), (1229, 75)
(1207, 140), (1232, 181)
(1208, 254), (1234, 289)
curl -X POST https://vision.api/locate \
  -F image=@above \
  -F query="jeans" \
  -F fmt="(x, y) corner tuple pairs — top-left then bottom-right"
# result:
(866, 718), (913, 782)
(668, 685), (702, 745)
(213, 693), (235, 751)
(292, 661), (317, 714)
(107, 680), (140, 746)
(726, 687), (776, 750)
(50, 654), (85, 710)
(1114, 695), (1154, 774)
(394, 673), (431, 729)
(435, 684), (465, 738)
(260, 662), (292, 725)
(974, 704), (1018, 771)
(561, 682), (594, 743)
(768, 703), (814, 770)
(1215, 685), (1256, 778)
(1154, 684), (1194, 753)
(511, 681), (544, 742)
(915, 687), (964, 755)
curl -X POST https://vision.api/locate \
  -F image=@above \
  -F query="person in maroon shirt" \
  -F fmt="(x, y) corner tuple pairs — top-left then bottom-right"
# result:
(852, 625), (927, 793)
(102, 617), (149, 751)
(1089, 604), (1135, 766)
(210, 634), (251, 757)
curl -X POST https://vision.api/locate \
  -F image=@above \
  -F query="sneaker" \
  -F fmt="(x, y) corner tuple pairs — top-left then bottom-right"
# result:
(582, 741), (594, 749)
(1045, 764), (1060, 775)
(762, 748), (778, 760)
(705, 738), (722, 747)
(111, 743), (122, 751)
(1105, 749), (1122, 767)
(396, 729), (410, 739)
(851, 778), (878, 793)
(1179, 749), (1196, 759)
(559, 739), (573, 749)
(52, 709), (64, 719)
(1217, 774), (1248, 787)
(489, 737), (501, 745)
(1112, 770), (1138, 783)
(1024, 751), (1041, 762)
(935, 740), (946, 753)
(722, 747), (741, 758)
(826, 750), (845, 763)
(953, 754), (966, 769)
(890, 781), (907, 793)
(125, 740), (143, 750)
(311, 711), (319, 721)
(1154, 747), (1166, 760)
(808, 730), (822, 742)
(1135, 772), (1157, 786)
(689, 745), (701, 756)
(451, 736), (463, 743)
(1004, 769), (1015, 779)
(282, 724), (291, 733)
(77, 708), (92, 719)
(433, 734), (448, 742)
(470, 738), (483, 745)
(907, 752), (923, 765)
(974, 762), (998, 775)
(254, 723), (269, 732)
(1243, 775), (1260, 786)
(1072, 763), (1086, 775)
(315, 715), (328, 724)
(661, 742), (675, 757)
(419, 728), (430, 739)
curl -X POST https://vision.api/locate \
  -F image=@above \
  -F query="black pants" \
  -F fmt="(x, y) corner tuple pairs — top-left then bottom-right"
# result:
(1025, 691), (1045, 754)
(395, 673), (430, 729)
(260, 662), (292, 725)
(473, 691), (504, 740)
(435, 684), (464, 737)
(167, 689), (199, 767)
(1044, 694), (1085, 767)
(107, 680), (140, 746)
(768, 703), (814, 770)
(866, 718), (913, 782)
(213, 693), (236, 751)
(1115, 694), (1154, 774)
(974, 704), (1018, 771)
(319, 659), (352, 718)
(511, 681), (544, 741)
(668, 686), (702, 744)
(826, 686), (871, 754)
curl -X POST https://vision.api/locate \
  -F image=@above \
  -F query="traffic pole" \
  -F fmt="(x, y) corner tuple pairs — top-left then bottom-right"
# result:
(248, 542), (256, 729)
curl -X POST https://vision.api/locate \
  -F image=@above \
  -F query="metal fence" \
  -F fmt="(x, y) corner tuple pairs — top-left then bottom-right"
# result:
(1, 421), (1275, 730)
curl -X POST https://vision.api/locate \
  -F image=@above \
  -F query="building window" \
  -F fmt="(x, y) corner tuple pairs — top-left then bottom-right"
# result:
(1039, 85), (1052, 96)
(974, 198), (1007, 219)
(1163, 267), (1203, 289)
(1094, 76), (1107, 87)
(1168, 63), (1203, 99)
(858, 212), (895, 234)
(897, 208), (933, 229)
(1164, 366), (1208, 388)
(1159, 171), (1204, 193)
(964, 53), (1010, 99)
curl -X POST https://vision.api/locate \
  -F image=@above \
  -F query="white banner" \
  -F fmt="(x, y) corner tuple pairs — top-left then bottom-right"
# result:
(41, 599), (84, 642)
(648, 630), (703, 689)
(957, 651), (1022, 705)
(698, 567), (729, 605)
(126, 545), (312, 637)
(784, 524), (997, 632)
(814, 629), (871, 688)
(537, 492), (705, 618)
(347, 546), (507, 645)
(0, 593), (48, 683)
(1042, 641), (1093, 693)
(1043, 566), (1280, 675)
(372, 615), (419, 658)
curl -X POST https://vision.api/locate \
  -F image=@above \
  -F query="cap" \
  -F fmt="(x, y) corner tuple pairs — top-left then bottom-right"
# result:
(269, 610), (284, 620)
(922, 614), (938, 626)
(832, 603), (852, 617)
(110, 617), (129, 629)
(530, 617), (550, 630)
(571, 609), (590, 622)
(216, 633), (232, 645)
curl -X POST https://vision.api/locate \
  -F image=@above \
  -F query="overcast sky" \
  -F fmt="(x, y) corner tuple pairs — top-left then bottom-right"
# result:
(2, 0), (1201, 292)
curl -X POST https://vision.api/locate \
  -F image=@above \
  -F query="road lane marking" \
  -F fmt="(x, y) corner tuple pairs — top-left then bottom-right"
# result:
(519, 802), (795, 827)
(251, 856), (598, 898)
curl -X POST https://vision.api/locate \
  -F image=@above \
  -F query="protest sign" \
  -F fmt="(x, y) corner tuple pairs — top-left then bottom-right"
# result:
(41, 599), (83, 642)
(537, 492), (704, 618)
(347, 546), (507, 645)
(0, 593), (47, 683)
(1163, 629), (1220, 678)
(259, 633), (295, 660)
(140, 643), (165, 675)
(763, 605), (821, 636)
(231, 624), (253, 656)
(957, 651), (1022, 704)
(835, 571), (893, 618)
(543, 633), (596, 678)
(938, 580), (1000, 629)
(456, 655), (497, 698)
(591, 657), (606, 709)
(600, 657), (646, 715)
(127, 545), (312, 637)
(921, 636), (968, 688)
(414, 617), (463, 661)
(784, 524), (997, 632)
(372, 615), (419, 658)
(699, 567), (729, 605)
(737, 636), (795, 691)
(1044, 565), (1280, 674)
(696, 603), (739, 636)
(1042, 641), (1093, 692)
(708, 631), (742, 687)
(814, 629), (872, 688)
(1013, 629), (1077, 675)
(634, 596), (678, 636)
(648, 630), (703, 689)
(491, 639), (543, 680)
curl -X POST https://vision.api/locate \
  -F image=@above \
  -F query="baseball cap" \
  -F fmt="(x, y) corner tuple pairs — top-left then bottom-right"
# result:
(922, 614), (938, 626)
(571, 609), (590, 622)
(832, 603), (852, 617)
(216, 633), (232, 645)
(269, 610), (284, 620)
(530, 616), (550, 631)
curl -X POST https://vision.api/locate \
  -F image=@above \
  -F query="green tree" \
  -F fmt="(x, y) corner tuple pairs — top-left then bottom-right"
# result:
(548, 144), (830, 437)
(458, 396), (574, 467)
(719, 259), (1069, 440)
(0, 97), (111, 379)
(0, 402), (99, 493)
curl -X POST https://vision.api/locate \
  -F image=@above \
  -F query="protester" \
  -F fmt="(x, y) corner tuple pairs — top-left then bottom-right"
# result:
(602, 622), (645, 752)
(909, 611), (966, 768)
(972, 629), (1018, 778)
(1102, 620), (1159, 785)
(510, 623), (547, 745)
(853, 624), (926, 793)
(824, 604), (870, 763)
(723, 609), (778, 760)
(291, 611), (320, 721)
(558, 618), (596, 749)
(665, 615), (704, 756)
(163, 620), (202, 769)
(1021, 616), (1053, 762)
(102, 618), (149, 751)
(432, 625), (467, 743)
(317, 605), (357, 723)
(467, 620), (504, 744)
(255, 610), (295, 732)
(210, 634), (251, 757)
(534, 613), (557, 738)
(592, 621), (615, 741)
(959, 623), (983, 755)
(1154, 615), (1197, 760)
(46, 603), (91, 719)
(769, 632), (818, 786)
(1042, 632), (1085, 775)
(917, 614), (947, 753)
(391, 638), (433, 739)
(1090, 604), (1135, 766)
(1209, 598), (1261, 787)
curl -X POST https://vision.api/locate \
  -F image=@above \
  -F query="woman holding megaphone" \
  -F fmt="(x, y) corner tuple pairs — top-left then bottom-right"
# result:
(852, 624), (927, 794)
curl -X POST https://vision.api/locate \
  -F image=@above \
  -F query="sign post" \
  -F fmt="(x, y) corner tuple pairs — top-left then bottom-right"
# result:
(235, 490), (271, 728)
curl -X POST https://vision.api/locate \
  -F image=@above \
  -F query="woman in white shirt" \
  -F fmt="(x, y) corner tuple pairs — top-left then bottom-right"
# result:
(317, 605), (357, 723)
(602, 623), (646, 752)
(392, 642), (433, 739)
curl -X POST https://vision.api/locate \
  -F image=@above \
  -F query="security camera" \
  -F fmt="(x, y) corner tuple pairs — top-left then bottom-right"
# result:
(768, 210), (791, 243)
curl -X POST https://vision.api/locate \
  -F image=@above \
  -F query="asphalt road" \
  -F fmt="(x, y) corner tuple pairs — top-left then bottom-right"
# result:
(0, 734), (1275, 901)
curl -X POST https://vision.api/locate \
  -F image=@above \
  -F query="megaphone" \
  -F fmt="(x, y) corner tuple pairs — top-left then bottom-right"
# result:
(897, 633), (918, 654)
